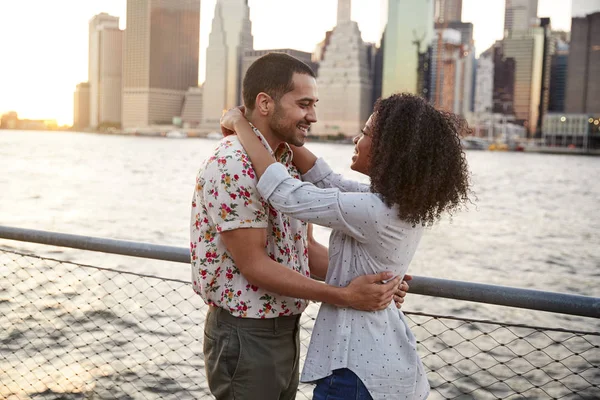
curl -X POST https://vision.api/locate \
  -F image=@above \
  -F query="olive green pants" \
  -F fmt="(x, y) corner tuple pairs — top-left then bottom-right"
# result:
(203, 306), (301, 400)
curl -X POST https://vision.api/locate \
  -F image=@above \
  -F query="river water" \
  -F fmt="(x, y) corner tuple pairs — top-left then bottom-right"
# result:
(1, 130), (599, 398)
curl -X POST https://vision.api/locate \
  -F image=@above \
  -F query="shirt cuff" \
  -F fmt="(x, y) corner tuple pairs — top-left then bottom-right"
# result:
(257, 163), (291, 200)
(301, 158), (333, 184)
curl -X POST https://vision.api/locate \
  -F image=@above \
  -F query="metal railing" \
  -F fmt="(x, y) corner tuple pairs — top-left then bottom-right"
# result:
(1, 226), (599, 399)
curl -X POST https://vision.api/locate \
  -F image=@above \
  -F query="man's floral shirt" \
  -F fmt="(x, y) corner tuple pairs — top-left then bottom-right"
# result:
(190, 127), (309, 318)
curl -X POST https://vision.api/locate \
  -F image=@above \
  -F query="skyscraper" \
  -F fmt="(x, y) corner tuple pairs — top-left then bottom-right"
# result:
(548, 40), (568, 112)
(312, 0), (373, 136)
(382, 0), (434, 96)
(434, 0), (462, 23)
(475, 52), (494, 114)
(122, 0), (200, 128)
(89, 13), (123, 129)
(202, 0), (253, 129)
(431, 21), (475, 116)
(73, 82), (91, 131)
(504, 0), (539, 34)
(430, 29), (471, 115)
(565, 12), (600, 114)
(501, 28), (545, 135)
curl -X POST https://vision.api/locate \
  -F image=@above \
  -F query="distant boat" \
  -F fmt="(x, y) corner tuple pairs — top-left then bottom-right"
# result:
(206, 131), (222, 140)
(461, 137), (489, 150)
(165, 130), (187, 139)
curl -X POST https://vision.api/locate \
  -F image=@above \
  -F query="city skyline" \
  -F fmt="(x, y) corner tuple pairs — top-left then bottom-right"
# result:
(0, 0), (574, 125)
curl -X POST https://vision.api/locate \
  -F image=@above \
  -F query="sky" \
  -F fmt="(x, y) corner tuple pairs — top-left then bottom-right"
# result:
(0, 0), (580, 126)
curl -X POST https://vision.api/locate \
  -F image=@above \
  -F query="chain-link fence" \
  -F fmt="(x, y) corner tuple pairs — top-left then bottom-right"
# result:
(1, 248), (599, 399)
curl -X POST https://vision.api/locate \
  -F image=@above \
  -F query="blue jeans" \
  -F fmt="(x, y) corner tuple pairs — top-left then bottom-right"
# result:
(313, 368), (373, 400)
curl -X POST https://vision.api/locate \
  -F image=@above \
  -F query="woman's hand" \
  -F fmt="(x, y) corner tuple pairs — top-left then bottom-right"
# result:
(220, 106), (246, 136)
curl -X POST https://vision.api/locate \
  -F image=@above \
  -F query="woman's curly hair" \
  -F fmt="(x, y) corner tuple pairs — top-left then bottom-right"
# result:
(369, 93), (471, 226)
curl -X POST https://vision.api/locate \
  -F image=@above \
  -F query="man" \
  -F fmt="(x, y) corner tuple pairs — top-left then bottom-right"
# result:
(190, 53), (405, 400)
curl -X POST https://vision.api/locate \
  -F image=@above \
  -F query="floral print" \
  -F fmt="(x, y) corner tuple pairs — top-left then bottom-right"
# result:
(190, 127), (309, 318)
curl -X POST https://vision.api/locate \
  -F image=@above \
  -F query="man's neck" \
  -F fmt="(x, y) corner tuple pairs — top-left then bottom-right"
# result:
(246, 113), (284, 154)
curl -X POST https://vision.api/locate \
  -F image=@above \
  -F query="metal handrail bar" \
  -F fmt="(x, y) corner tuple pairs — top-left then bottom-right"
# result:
(1, 225), (599, 319)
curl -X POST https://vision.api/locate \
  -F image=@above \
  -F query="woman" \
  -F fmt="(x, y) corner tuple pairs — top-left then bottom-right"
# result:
(220, 93), (471, 400)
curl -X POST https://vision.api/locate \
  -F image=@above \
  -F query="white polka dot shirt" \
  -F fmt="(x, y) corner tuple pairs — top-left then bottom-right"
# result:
(256, 158), (430, 399)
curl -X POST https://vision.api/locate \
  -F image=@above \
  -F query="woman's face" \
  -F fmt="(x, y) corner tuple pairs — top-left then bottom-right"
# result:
(350, 114), (373, 175)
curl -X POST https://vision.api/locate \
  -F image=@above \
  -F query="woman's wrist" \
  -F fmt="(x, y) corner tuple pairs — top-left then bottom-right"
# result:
(233, 115), (249, 131)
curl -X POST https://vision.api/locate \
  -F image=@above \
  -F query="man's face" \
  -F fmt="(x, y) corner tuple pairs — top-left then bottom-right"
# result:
(269, 73), (318, 147)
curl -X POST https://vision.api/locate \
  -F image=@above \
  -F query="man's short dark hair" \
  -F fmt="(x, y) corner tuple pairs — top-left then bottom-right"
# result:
(242, 52), (316, 110)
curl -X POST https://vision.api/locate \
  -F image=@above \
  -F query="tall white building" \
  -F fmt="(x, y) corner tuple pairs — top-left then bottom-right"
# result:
(202, 0), (253, 129)
(382, 0), (434, 96)
(312, 0), (373, 136)
(504, 0), (539, 34)
(89, 13), (123, 128)
(122, 0), (200, 129)
(475, 53), (494, 114)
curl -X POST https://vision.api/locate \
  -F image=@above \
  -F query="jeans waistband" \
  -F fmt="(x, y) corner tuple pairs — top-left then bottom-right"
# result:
(209, 306), (301, 331)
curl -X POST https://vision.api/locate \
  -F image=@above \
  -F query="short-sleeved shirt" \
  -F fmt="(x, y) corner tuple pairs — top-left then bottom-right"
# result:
(256, 159), (430, 399)
(190, 127), (310, 318)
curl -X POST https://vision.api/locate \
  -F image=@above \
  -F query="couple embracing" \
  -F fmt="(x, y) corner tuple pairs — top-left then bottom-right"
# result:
(190, 53), (470, 400)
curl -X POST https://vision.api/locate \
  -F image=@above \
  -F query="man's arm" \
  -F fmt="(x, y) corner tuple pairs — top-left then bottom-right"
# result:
(220, 227), (400, 311)
(307, 223), (328, 280)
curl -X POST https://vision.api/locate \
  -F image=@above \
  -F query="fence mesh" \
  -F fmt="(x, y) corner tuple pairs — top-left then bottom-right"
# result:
(1, 248), (599, 399)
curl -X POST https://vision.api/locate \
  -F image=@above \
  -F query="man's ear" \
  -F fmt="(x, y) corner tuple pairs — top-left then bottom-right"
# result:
(255, 92), (273, 116)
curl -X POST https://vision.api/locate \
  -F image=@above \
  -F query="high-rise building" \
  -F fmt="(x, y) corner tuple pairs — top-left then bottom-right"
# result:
(430, 29), (471, 115)
(565, 12), (600, 114)
(501, 27), (545, 135)
(475, 52), (494, 114)
(382, 0), (434, 96)
(73, 82), (91, 131)
(312, 0), (373, 136)
(434, 0), (462, 23)
(492, 44), (516, 116)
(504, 0), (539, 34)
(548, 40), (568, 112)
(536, 17), (555, 137)
(89, 13), (123, 129)
(181, 87), (203, 128)
(202, 0), (253, 129)
(371, 32), (385, 106)
(122, 0), (200, 128)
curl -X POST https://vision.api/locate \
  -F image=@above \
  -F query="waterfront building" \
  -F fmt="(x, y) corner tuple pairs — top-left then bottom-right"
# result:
(475, 53), (494, 114)
(0, 112), (19, 129)
(542, 113), (600, 149)
(430, 28), (472, 116)
(501, 27), (545, 135)
(181, 86), (203, 128)
(504, 0), (539, 35)
(88, 13), (123, 129)
(122, 0), (200, 129)
(434, 0), (462, 23)
(73, 82), (91, 131)
(536, 17), (555, 137)
(202, 0), (253, 130)
(548, 40), (568, 112)
(491, 43), (516, 117)
(382, 0), (434, 96)
(311, 0), (373, 137)
(565, 12), (600, 114)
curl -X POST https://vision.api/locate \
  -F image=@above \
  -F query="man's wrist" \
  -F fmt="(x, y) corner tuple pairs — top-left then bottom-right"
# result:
(331, 285), (350, 308)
